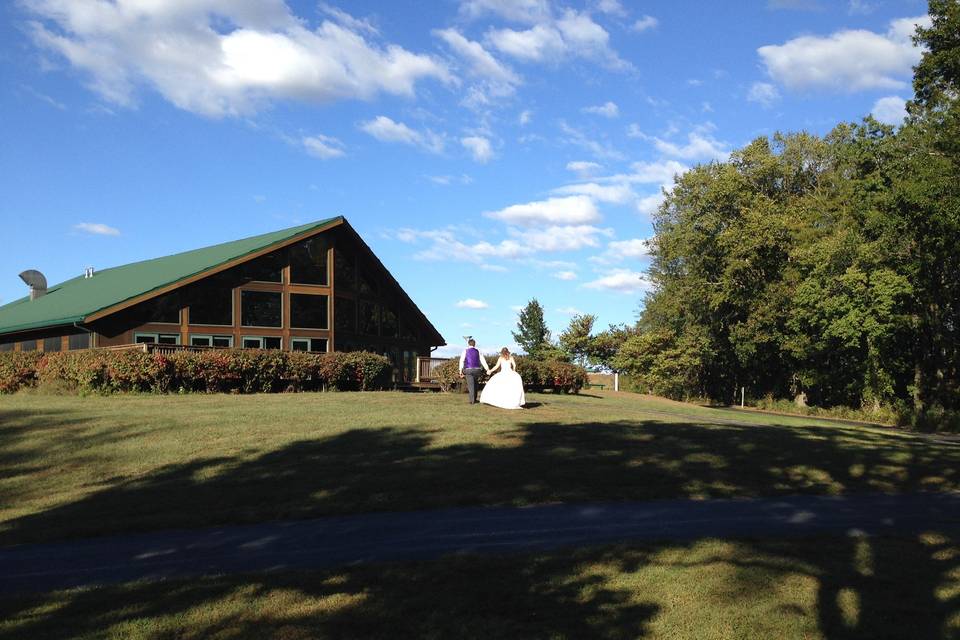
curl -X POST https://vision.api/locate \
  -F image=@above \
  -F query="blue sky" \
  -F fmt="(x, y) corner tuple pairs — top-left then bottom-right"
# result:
(0, 0), (931, 355)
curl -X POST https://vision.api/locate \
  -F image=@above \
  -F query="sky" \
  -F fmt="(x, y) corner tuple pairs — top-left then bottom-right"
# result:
(0, 0), (932, 356)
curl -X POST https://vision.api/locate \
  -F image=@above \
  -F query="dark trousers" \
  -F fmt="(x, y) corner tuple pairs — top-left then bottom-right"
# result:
(464, 368), (484, 403)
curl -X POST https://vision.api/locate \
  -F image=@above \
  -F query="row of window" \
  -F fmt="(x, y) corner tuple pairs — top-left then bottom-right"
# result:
(141, 291), (329, 330)
(0, 333), (91, 352)
(133, 333), (329, 352)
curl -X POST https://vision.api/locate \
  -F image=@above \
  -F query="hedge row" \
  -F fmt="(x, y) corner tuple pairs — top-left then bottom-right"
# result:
(0, 349), (393, 394)
(434, 355), (588, 394)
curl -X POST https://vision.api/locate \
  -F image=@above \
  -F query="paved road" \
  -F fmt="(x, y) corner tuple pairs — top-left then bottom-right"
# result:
(2, 492), (959, 594)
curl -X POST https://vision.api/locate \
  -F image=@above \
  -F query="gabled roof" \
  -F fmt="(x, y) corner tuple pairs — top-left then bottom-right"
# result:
(0, 218), (342, 335)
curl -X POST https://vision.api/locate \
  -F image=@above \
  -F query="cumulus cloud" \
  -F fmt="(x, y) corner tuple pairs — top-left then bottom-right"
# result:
(566, 160), (602, 176)
(74, 222), (120, 236)
(554, 271), (578, 281)
(582, 101), (619, 118)
(757, 15), (931, 93)
(302, 134), (345, 159)
(551, 182), (635, 205)
(747, 82), (781, 108)
(632, 15), (659, 32)
(871, 95), (908, 125)
(507, 225), (612, 252)
(652, 125), (729, 161)
(434, 28), (520, 106)
(360, 116), (445, 153)
(486, 8), (630, 70)
(485, 195), (600, 226)
(461, 135), (494, 162)
(459, 0), (552, 24)
(559, 120), (624, 160)
(591, 238), (651, 265)
(456, 298), (489, 309)
(582, 269), (651, 294)
(25, 1), (452, 117)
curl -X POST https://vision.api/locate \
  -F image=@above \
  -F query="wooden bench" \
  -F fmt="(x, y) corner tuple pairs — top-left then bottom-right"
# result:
(586, 383), (605, 391)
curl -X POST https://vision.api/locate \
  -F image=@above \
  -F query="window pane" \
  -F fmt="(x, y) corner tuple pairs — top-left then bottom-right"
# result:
(359, 301), (379, 336)
(334, 249), (355, 291)
(291, 339), (309, 352)
(189, 286), (233, 326)
(135, 334), (156, 344)
(238, 252), (283, 283)
(358, 271), (377, 295)
(291, 294), (328, 329)
(263, 337), (282, 350)
(68, 333), (90, 350)
(43, 337), (62, 352)
(212, 336), (232, 348)
(310, 338), (328, 352)
(381, 307), (398, 337)
(20, 340), (36, 351)
(0, 342), (14, 352)
(241, 291), (282, 327)
(335, 297), (356, 332)
(290, 236), (329, 285)
(242, 337), (261, 349)
(140, 293), (180, 324)
(158, 334), (179, 345)
(191, 336), (212, 347)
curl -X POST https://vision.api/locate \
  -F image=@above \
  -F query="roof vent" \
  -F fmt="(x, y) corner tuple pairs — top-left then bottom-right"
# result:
(84, 266), (95, 279)
(19, 270), (48, 300)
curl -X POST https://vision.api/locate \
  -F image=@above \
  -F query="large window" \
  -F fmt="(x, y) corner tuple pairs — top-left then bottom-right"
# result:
(241, 290), (282, 327)
(135, 333), (180, 345)
(188, 286), (233, 326)
(290, 236), (329, 285)
(381, 307), (398, 338)
(68, 333), (90, 350)
(291, 337), (328, 352)
(237, 252), (284, 283)
(334, 249), (355, 291)
(290, 294), (328, 329)
(141, 293), (180, 324)
(359, 301), (379, 336)
(335, 297), (356, 332)
(241, 336), (282, 350)
(358, 271), (377, 296)
(43, 337), (61, 352)
(190, 335), (233, 348)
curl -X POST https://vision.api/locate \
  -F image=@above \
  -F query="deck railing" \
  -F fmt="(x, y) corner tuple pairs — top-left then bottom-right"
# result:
(415, 356), (448, 383)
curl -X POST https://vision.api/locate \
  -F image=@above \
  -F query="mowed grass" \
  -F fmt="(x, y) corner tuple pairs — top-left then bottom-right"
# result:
(1, 390), (958, 545)
(2, 533), (957, 639)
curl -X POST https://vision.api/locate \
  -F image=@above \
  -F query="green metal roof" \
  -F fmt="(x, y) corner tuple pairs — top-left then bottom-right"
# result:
(0, 217), (342, 336)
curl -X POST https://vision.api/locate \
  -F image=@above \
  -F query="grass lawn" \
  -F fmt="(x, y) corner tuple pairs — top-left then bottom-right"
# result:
(1, 533), (957, 639)
(1, 390), (958, 546)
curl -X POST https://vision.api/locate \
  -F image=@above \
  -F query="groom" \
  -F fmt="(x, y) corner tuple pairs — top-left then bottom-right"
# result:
(459, 338), (490, 404)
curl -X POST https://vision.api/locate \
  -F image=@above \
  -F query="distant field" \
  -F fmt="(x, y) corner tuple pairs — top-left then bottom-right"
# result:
(1, 391), (958, 546)
(2, 534), (957, 639)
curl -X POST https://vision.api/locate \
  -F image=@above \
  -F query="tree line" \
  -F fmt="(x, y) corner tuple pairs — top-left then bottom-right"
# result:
(521, 1), (959, 428)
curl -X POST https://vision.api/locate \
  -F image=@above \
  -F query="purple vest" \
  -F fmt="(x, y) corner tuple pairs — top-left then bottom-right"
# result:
(464, 347), (481, 369)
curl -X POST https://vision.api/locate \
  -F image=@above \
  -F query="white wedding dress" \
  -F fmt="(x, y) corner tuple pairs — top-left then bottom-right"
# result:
(479, 357), (526, 409)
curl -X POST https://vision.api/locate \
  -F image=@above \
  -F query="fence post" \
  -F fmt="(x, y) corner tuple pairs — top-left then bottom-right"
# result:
(741, 386), (745, 408)
(614, 372), (619, 392)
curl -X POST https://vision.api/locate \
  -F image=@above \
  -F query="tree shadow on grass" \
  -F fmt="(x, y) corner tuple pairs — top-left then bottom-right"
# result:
(1, 412), (959, 637)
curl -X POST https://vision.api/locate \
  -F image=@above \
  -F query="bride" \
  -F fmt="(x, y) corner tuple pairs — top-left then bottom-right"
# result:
(479, 348), (526, 410)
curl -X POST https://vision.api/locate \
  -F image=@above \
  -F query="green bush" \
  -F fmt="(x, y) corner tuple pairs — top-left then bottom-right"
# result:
(2, 349), (392, 395)
(433, 355), (587, 394)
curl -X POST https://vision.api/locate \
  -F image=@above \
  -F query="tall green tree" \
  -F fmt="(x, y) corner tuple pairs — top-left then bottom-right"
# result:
(512, 299), (551, 357)
(559, 314), (595, 366)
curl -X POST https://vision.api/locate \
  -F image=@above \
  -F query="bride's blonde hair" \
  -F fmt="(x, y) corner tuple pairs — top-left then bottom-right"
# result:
(500, 347), (510, 357)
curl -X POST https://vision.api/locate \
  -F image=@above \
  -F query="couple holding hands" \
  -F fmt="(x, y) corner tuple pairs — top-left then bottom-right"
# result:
(458, 339), (526, 410)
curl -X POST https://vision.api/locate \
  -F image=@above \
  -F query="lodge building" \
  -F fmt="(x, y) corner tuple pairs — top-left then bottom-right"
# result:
(0, 217), (445, 382)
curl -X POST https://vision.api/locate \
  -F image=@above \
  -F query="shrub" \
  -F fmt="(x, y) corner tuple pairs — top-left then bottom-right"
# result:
(0, 348), (392, 395)
(434, 355), (587, 394)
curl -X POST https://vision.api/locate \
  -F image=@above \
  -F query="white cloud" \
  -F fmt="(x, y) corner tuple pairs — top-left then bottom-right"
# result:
(757, 15), (931, 93)
(554, 271), (578, 281)
(591, 238), (652, 265)
(551, 182), (635, 204)
(566, 160), (602, 176)
(557, 306), (582, 315)
(594, 0), (626, 17)
(360, 116), (444, 153)
(302, 134), (345, 159)
(508, 225), (612, 252)
(582, 101), (619, 118)
(652, 125), (729, 161)
(457, 298), (489, 309)
(871, 95), (907, 125)
(26, 1), (452, 117)
(486, 9), (630, 70)
(559, 120), (624, 160)
(434, 28), (520, 106)
(74, 222), (120, 236)
(635, 193), (665, 216)
(583, 269), (651, 294)
(519, 109), (533, 125)
(461, 135), (494, 162)
(427, 174), (473, 186)
(460, 0), (552, 24)
(632, 16), (659, 32)
(622, 159), (688, 184)
(485, 195), (600, 226)
(747, 82), (780, 108)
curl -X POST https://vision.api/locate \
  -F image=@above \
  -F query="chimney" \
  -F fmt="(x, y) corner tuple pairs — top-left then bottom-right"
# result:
(19, 270), (48, 300)
(84, 266), (95, 278)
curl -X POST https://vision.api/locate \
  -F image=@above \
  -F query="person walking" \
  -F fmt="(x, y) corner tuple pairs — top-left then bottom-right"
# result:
(459, 338), (490, 404)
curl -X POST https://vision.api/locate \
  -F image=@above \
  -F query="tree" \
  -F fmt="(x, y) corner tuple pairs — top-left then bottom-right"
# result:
(512, 299), (551, 357)
(559, 314), (595, 366)
(586, 323), (635, 370)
